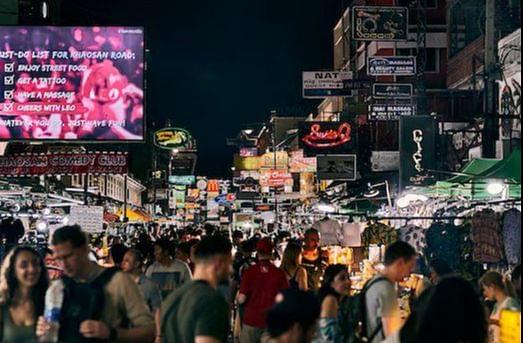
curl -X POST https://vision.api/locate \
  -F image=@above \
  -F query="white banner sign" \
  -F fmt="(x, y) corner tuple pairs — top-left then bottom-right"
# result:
(302, 71), (352, 98)
(69, 205), (104, 233)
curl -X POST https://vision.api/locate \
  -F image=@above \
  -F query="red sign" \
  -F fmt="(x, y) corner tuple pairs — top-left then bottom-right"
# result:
(301, 122), (352, 148)
(0, 152), (128, 176)
(207, 179), (220, 192)
(260, 170), (293, 188)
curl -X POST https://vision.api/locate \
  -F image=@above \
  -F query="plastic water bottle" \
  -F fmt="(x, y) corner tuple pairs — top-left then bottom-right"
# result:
(39, 279), (64, 343)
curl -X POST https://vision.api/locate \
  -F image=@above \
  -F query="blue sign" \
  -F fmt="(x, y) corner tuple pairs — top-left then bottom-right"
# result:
(168, 175), (195, 185)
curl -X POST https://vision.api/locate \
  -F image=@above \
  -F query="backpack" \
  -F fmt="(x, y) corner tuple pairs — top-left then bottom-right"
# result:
(59, 267), (119, 343)
(338, 276), (388, 343)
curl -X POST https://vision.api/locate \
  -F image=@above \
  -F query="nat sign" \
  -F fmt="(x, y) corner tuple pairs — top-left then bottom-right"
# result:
(302, 71), (352, 98)
(352, 6), (408, 41)
(0, 152), (128, 176)
(0, 26), (145, 141)
(299, 121), (354, 157)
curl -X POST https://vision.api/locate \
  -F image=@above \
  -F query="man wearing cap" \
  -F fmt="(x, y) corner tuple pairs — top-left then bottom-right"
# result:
(237, 237), (290, 343)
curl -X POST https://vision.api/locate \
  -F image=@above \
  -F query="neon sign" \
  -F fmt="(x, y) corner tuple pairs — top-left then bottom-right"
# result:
(301, 122), (352, 148)
(154, 127), (196, 151)
(412, 129), (423, 172)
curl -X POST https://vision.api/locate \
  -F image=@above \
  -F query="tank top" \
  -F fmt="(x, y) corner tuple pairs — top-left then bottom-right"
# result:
(1, 305), (37, 343)
(302, 253), (325, 291)
(287, 268), (300, 290)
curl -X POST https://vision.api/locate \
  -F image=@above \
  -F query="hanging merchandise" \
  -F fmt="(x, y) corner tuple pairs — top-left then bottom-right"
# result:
(425, 223), (462, 271)
(341, 222), (365, 247)
(502, 209), (521, 266)
(312, 218), (343, 246)
(471, 209), (505, 263)
(361, 222), (398, 253)
(457, 223), (482, 281)
(398, 225), (426, 254)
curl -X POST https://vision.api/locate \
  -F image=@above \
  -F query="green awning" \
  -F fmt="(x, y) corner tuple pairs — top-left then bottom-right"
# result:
(430, 148), (521, 200)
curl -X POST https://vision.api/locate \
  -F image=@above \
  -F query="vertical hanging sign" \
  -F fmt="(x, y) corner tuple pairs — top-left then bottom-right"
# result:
(399, 116), (437, 189)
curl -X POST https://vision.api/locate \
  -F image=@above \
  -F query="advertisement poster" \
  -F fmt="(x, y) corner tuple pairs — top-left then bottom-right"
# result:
(0, 152), (128, 176)
(0, 26), (145, 141)
(259, 170), (293, 188)
(352, 6), (408, 41)
(367, 56), (416, 76)
(259, 151), (289, 169)
(316, 155), (357, 181)
(69, 205), (104, 233)
(399, 116), (437, 189)
(299, 121), (354, 157)
(302, 71), (352, 98)
(289, 150), (316, 173)
(371, 151), (400, 172)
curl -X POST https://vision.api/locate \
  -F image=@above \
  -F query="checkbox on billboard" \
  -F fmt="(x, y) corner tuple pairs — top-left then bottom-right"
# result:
(3, 103), (13, 112)
(4, 63), (14, 73)
(4, 90), (14, 99)
(4, 75), (14, 85)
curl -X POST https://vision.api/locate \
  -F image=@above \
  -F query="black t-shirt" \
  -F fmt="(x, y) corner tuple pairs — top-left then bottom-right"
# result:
(162, 280), (230, 343)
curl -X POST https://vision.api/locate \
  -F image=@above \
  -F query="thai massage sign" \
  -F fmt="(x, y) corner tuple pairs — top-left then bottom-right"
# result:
(154, 127), (196, 152)
(299, 121), (354, 157)
(399, 116), (437, 189)
(0, 152), (128, 176)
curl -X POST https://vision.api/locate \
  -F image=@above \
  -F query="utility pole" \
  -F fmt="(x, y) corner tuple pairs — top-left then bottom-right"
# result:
(270, 110), (278, 231)
(482, 0), (498, 158)
(416, 0), (428, 116)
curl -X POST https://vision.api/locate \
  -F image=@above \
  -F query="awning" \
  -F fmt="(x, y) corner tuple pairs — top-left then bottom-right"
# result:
(431, 148), (521, 199)
(117, 208), (151, 222)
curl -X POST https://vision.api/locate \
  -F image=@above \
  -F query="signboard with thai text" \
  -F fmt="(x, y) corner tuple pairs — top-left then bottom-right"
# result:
(369, 104), (415, 120)
(302, 71), (352, 98)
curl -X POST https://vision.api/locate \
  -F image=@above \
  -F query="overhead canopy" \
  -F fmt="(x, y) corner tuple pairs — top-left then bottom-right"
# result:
(117, 208), (151, 222)
(429, 148), (521, 200)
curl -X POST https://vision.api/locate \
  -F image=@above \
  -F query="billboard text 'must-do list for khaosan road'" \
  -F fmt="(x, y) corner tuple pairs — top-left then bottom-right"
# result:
(0, 26), (145, 141)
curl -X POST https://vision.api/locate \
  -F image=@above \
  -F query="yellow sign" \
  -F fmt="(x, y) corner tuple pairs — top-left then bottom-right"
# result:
(260, 151), (288, 169)
(500, 310), (521, 343)
(234, 155), (260, 170)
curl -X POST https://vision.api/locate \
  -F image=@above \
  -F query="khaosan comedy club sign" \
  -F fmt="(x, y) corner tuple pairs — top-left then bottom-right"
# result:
(0, 152), (128, 176)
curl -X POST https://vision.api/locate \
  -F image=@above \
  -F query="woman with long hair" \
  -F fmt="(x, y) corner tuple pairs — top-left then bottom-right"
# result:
(312, 264), (351, 343)
(280, 242), (308, 290)
(0, 246), (49, 342)
(480, 271), (521, 343)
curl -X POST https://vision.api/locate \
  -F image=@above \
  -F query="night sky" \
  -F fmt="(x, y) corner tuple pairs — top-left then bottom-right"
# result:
(61, 0), (341, 179)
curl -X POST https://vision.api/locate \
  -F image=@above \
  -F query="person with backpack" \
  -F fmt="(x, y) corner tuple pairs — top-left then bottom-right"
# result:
(36, 225), (155, 343)
(365, 241), (416, 343)
(339, 241), (416, 343)
(160, 234), (233, 343)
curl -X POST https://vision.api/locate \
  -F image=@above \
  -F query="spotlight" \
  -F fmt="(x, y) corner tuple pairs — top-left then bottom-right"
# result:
(486, 180), (504, 195)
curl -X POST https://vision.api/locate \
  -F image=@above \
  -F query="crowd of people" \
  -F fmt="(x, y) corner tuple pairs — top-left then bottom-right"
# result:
(0, 223), (520, 343)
